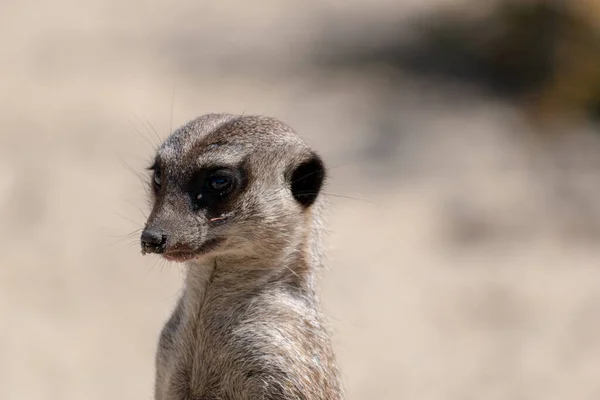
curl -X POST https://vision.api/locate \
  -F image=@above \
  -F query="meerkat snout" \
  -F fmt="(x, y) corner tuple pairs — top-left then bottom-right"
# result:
(140, 228), (167, 254)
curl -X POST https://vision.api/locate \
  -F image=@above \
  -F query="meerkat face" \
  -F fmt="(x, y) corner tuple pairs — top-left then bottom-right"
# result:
(140, 114), (326, 263)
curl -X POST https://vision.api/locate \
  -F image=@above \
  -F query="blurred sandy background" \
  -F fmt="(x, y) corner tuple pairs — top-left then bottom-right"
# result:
(2, 0), (600, 399)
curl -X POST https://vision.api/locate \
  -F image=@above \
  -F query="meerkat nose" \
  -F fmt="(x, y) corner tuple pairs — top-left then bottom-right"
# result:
(140, 228), (167, 254)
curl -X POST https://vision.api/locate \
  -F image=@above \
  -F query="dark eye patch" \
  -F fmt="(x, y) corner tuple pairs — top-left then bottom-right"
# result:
(188, 167), (244, 211)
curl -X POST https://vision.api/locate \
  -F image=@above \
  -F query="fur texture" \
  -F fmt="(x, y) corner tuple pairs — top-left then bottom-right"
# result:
(140, 114), (343, 400)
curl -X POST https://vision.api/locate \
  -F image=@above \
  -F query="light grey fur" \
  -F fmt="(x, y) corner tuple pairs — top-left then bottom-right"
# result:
(141, 114), (343, 400)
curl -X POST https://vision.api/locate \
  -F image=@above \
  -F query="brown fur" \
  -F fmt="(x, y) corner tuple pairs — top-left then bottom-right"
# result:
(140, 114), (343, 400)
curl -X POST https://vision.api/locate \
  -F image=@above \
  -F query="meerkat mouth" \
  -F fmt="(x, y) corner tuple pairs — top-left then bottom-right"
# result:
(162, 251), (197, 263)
(162, 237), (225, 263)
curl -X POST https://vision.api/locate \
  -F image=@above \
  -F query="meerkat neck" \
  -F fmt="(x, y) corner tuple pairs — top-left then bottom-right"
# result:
(183, 237), (319, 304)
(185, 252), (311, 292)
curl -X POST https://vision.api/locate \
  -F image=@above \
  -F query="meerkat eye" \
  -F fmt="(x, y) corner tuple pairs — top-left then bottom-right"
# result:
(147, 162), (162, 189)
(205, 174), (232, 193)
(153, 168), (162, 187)
(190, 168), (241, 209)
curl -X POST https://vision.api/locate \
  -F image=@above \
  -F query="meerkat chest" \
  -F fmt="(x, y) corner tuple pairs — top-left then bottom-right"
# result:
(155, 306), (227, 399)
(157, 290), (265, 398)
(157, 290), (322, 400)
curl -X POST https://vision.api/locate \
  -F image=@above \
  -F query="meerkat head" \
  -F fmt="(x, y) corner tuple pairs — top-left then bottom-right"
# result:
(140, 114), (326, 264)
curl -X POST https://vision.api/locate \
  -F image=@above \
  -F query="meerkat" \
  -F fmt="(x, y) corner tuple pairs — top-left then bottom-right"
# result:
(139, 114), (344, 400)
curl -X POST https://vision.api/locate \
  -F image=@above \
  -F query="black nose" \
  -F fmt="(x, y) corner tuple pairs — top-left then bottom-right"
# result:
(141, 228), (167, 254)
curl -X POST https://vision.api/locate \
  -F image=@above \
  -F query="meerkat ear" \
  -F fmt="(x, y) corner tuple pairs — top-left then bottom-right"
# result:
(289, 152), (326, 208)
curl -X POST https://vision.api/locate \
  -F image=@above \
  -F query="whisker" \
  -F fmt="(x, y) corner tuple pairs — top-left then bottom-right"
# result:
(145, 118), (162, 143)
(143, 256), (162, 277)
(289, 162), (355, 185)
(259, 188), (373, 206)
(117, 154), (150, 188)
(133, 112), (161, 148)
(169, 80), (177, 135)
(102, 228), (143, 249)
(283, 264), (300, 279)
(303, 191), (374, 204)
(158, 258), (169, 274)
(128, 118), (158, 151)
(124, 199), (149, 220)
(114, 212), (144, 228)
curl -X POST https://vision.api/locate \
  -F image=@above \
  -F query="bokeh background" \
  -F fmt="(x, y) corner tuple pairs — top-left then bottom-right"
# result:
(2, 0), (600, 399)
